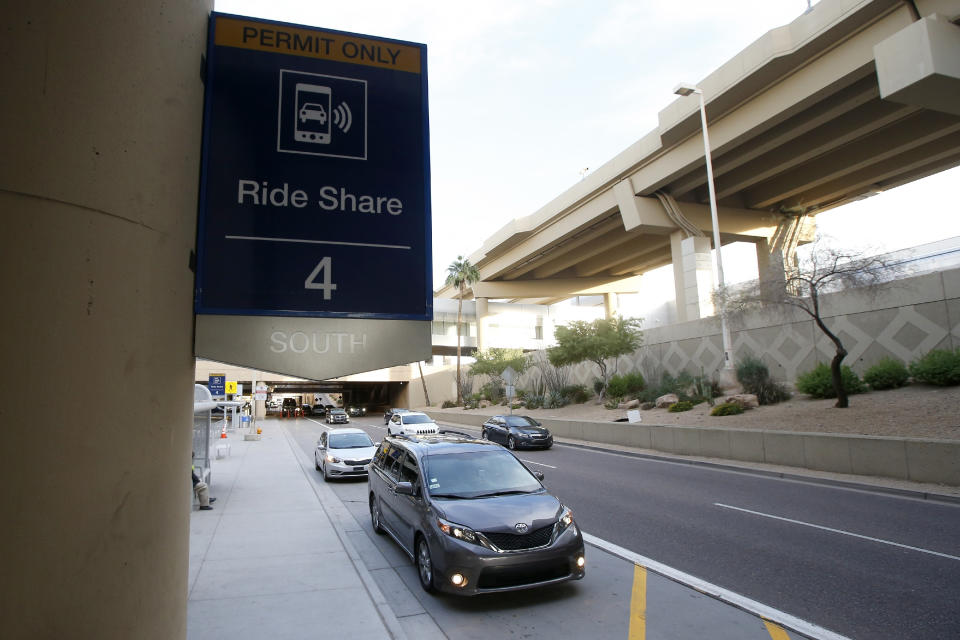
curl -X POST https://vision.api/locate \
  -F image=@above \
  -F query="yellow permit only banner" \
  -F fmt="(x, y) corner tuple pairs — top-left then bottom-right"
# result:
(214, 16), (421, 73)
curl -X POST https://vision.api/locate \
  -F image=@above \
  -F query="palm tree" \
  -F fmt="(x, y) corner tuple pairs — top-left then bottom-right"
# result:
(445, 256), (480, 404)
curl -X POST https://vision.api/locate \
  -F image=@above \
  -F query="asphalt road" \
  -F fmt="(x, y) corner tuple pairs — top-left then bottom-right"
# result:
(289, 415), (960, 639)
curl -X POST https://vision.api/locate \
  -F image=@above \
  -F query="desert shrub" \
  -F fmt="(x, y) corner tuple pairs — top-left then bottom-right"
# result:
(546, 390), (566, 409)
(710, 402), (744, 416)
(864, 357), (909, 390)
(638, 372), (685, 403)
(481, 382), (504, 403)
(736, 356), (791, 405)
(525, 395), (543, 410)
(909, 348), (960, 386)
(441, 400), (456, 409)
(561, 384), (590, 404)
(690, 373), (721, 404)
(668, 400), (694, 412)
(593, 378), (605, 396)
(795, 363), (866, 398)
(606, 371), (646, 399)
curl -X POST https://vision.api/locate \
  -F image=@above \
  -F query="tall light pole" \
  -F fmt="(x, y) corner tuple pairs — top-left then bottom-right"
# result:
(673, 82), (735, 377)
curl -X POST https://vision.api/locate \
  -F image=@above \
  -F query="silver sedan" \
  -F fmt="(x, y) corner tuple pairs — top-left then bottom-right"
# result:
(315, 428), (377, 481)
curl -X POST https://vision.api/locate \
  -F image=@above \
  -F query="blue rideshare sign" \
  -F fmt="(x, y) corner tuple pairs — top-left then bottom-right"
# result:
(196, 13), (432, 320)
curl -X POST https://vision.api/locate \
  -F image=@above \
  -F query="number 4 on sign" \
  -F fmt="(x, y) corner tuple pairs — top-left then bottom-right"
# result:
(305, 257), (337, 300)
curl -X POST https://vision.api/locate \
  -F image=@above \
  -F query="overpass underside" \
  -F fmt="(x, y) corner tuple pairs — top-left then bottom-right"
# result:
(440, 0), (960, 337)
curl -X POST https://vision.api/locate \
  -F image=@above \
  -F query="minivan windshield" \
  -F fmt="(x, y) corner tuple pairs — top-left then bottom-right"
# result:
(424, 450), (542, 498)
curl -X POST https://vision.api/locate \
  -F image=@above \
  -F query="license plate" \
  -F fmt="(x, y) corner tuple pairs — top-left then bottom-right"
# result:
(353, 466), (365, 471)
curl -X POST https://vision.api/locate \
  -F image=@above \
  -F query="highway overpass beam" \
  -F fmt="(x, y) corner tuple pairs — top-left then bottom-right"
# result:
(875, 14), (960, 117)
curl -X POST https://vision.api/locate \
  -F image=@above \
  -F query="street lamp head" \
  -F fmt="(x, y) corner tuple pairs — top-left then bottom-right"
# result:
(673, 82), (700, 96)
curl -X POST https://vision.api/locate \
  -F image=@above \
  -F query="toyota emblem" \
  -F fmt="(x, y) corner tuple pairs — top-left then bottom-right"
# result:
(515, 523), (529, 533)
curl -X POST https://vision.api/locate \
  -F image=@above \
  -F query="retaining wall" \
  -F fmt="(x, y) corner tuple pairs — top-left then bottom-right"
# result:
(423, 409), (960, 487)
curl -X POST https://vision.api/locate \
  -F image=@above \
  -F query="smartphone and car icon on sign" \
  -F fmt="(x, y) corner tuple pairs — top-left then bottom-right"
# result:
(294, 83), (353, 145)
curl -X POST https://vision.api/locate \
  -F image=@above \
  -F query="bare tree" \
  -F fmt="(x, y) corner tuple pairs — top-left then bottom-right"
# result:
(530, 349), (571, 398)
(725, 236), (907, 408)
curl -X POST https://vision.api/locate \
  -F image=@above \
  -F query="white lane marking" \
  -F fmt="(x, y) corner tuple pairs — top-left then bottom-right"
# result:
(519, 458), (557, 469)
(715, 503), (960, 562)
(583, 532), (852, 640)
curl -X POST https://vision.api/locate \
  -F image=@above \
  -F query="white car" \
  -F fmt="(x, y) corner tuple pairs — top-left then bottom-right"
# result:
(315, 428), (377, 481)
(386, 411), (440, 436)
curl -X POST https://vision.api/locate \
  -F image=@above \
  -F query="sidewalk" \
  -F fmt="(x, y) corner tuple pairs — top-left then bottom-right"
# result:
(186, 423), (406, 640)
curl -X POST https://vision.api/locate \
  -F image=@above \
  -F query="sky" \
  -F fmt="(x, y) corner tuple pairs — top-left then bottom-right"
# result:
(214, 0), (960, 293)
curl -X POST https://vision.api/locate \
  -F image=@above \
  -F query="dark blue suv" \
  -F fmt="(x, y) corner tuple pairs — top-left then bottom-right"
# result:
(368, 432), (585, 595)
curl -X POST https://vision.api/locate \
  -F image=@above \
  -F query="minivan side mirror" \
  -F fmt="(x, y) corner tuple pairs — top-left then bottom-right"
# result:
(316, 439), (325, 448)
(395, 482), (414, 496)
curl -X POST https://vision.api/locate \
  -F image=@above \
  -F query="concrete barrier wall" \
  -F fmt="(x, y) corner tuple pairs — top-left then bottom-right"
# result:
(423, 409), (960, 486)
(515, 267), (960, 393)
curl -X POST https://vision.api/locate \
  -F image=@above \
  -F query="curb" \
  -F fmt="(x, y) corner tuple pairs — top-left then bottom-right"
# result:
(279, 424), (410, 640)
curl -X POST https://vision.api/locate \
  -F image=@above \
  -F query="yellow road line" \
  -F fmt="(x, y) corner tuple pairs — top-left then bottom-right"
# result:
(629, 564), (647, 640)
(764, 619), (792, 640)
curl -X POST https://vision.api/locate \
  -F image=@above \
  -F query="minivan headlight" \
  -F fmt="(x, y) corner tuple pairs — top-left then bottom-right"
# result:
(556, 507), (575, 534)
(437, 517), (481, 545)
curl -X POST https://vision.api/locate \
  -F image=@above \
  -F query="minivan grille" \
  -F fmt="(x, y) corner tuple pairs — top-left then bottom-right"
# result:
(483, 524), (554, 551)
(477, 558), (570, 589)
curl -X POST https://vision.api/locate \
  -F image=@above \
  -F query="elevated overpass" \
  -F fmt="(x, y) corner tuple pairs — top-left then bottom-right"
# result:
(437, 0), (960, 340)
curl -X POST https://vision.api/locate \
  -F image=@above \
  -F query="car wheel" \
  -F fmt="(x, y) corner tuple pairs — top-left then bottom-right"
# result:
(315, 453), (321, 471)
(321, 461), (329, 482)
(416, 536), (435, 593)
(481, 429), (488, 440)
(370, 497), (384, 535)
(508, 436), (517, 450)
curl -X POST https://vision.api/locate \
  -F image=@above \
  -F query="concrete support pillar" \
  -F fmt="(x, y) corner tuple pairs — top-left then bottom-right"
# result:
(1, 2), (210, 638)
(765, 214), (816, 292)
(681, 236), (716, 320)
(475, 297), (489, 352)
(670, 231), (689, 322)
(604, 292), (618, 319)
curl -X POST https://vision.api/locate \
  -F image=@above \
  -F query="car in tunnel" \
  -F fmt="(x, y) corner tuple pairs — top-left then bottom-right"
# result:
(326, 408), (349, 424)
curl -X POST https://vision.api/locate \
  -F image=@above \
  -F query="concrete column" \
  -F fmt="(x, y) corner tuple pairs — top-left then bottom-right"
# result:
(756, 236), (786, 294)
(681, 236), (716, 320)
(603, 292), (618, 319)
(1, 2), (210, 638)
(475, 297), (489, 352)
(670, 231), (689, 322)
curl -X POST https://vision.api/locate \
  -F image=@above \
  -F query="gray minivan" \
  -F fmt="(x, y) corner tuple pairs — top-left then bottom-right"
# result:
(368, 433), (585, 595)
